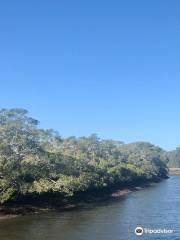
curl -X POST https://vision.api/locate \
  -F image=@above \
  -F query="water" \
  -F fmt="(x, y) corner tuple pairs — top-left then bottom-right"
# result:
(0, 176), (180, 240)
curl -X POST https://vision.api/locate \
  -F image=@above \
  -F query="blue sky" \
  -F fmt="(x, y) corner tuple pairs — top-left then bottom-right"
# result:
(0, 0), (180, 150)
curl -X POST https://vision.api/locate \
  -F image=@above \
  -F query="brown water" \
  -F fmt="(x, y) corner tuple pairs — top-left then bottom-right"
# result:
(0, 176), (180, 240)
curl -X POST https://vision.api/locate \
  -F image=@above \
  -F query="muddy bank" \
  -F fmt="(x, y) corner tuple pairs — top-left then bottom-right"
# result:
(0, 182), (153, 218)
(169, 168), (180, 175)
(0, 213), (17, 220)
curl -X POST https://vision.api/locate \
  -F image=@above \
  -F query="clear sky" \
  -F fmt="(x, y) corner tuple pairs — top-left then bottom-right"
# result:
(0, 0), (180, 150)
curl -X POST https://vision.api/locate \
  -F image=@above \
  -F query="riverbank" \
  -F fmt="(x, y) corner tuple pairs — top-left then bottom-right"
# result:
(169, 168), (180, 175)
(0, 189), (132, 219)
(0, 180), (159, 219)
(0, 213), (17, 221)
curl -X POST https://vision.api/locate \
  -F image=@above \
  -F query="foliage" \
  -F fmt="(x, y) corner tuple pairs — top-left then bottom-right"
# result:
(166, 148), (180, 168)
(0, 108), (168, 203)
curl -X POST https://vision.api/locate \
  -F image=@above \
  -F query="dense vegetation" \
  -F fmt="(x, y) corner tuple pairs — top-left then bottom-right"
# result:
(0, 108), (168, 204)
(166, 148), (180, 168)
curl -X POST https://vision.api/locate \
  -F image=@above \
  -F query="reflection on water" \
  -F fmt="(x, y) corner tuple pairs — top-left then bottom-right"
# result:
(0, 176), (180, 240)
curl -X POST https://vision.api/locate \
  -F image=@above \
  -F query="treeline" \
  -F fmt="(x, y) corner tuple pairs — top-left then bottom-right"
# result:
(166, 148), (180, 168)
(0, 109), (168, 204)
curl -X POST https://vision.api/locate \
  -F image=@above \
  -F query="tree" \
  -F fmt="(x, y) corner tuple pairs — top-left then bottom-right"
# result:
(0, 108), (169, 204)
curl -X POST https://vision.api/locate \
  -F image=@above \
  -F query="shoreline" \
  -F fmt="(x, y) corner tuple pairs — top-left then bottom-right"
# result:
(0, 181), (156, 220)
(169, 168), (180, 175)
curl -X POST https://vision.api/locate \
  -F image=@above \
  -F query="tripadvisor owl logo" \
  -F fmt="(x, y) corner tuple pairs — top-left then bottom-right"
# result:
(135, 226), (144, 236)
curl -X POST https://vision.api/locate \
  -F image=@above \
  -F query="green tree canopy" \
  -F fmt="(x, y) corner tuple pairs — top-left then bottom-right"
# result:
(0, 108), (168, 204)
